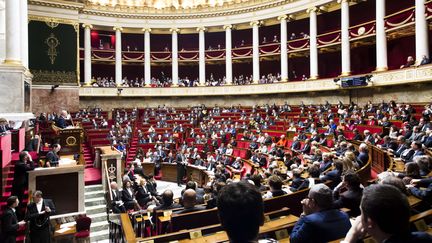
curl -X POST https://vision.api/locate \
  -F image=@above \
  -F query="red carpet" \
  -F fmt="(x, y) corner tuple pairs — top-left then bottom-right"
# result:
(83, 142), (102, 185)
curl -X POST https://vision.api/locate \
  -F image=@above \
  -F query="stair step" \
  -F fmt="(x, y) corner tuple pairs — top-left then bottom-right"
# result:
(88, 212), (108, 222)
(90, 229), (109, 242)
(85, 204), (107, 215)
(85, 197), (106, 207)
(85, 184), (103, 192)
(90, 220), (110, 232)
(85, 190), (105, 199)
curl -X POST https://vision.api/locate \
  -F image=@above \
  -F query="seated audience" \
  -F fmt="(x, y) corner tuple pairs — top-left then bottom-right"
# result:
(290, 184), (351, 243)
(344, 184), (432, 243)
(175, 189), (205, 214)
(333, 172), (363, 217)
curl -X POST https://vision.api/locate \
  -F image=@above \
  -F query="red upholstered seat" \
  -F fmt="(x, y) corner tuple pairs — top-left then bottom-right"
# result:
(75, 230), (90, 238)
(75, 216), (92, 239)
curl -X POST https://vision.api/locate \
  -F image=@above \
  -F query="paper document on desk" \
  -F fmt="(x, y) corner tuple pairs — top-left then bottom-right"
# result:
(55, 227), (71, 234)
(60, 221), (76, 228)
(59, 158), (76, 166)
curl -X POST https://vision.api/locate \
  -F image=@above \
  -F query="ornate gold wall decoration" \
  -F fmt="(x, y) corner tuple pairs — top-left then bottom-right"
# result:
(46, 33), (60, 65)
(45, 20), (59, 29)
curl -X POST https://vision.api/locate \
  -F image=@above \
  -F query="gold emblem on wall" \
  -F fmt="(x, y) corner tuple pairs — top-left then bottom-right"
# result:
(66, 136), (77, 146)
(108, 164), (116, 180)
(46, 33), (60, 65)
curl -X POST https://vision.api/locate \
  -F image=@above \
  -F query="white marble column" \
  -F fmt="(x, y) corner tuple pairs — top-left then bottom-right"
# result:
(20, 0), (28, 68)
(308, 7), (319, 79)
(143, 28), (151, 86)
(4, 0), (21, 64)
(0, 1), (5, 62)
(83, 24), (92, 86)
(113, 27), (123, 86)
(375, 0), (388, 71)
(198, 27), (206, 86)
(251, 21), (260, 84)
(278, 15), (288, 82)
(170, 28), (179, 86)
(224, 24), (233, 85)
(340, 0), (351, 76)
(415, 0), (429, 63)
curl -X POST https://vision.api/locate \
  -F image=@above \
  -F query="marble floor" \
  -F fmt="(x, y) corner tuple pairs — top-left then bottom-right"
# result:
(155, 180), (186, 199)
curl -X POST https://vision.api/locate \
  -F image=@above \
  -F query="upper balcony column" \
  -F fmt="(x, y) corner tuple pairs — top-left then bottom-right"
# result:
(83, 24), (93, 86)
(339, 0), (351, 76)
(224, 24), (233, 85)
(143, 28), (152, 86)
(4, 0), (21, 65)
(278, 15), (288, 82)
(20, 0), (28, 68)
(415, 0), (429, 63)
(197, 27), (206, 86)
(170, 28), (180, 87)
(250, 20), (261, 84)
(307, 7), (319, 80)
(375, 0), (388, 71)
(113, 26), (123, 86)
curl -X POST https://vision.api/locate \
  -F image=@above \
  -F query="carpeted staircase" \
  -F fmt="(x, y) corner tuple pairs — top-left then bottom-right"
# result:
(83, 142), (102, 185)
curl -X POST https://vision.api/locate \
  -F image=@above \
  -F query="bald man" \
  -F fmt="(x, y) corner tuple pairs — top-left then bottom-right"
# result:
(175, 189), (205, 215)
(153, 190), (181, 212)
(107, 182), (126, 213)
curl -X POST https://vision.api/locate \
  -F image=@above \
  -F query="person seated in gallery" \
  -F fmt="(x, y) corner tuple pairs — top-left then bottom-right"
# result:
(0, 118), (13, 134)
(107, 182), (126, 213)
(400, 56), (415, 69)
(332, 172), (363, 217)
(121, 180), (141, 211)
(45, 144), (61, 167)
(174, 189), (206, 215)
(344, 184), (432, 243)
(152, 190), (181, 212)
(55, 110), (70, 129)
(290, 184), (351, 243)
(263, 175), (287, 198)
(418, 55), (431, 66)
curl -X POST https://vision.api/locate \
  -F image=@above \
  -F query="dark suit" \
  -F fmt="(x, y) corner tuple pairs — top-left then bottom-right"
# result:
(135, 186), (151, 207)
(290, 178), (309, 192)
(108, 189), (126, 213)
(56, 116), (67, 129)
(175, 154), (186, 185)
(46, 151), (59, 167)
(321, 169), (342, 188)
(409, 178), (432, 204)
(333, 188), (363, 217)
(357, 152), (369, 168)
(12, 160), (35, 204)
(121, 188), (137, 210)
(173, 205), (206, 215)
(291, 141), (301, 150)
(384, 232), (432, 243)
(290, 209), (351, 243)
(1, 208), (19, 243)
(25, 199), (56, 243)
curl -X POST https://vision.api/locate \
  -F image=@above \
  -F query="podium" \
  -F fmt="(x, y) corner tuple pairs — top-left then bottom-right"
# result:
(50, 126), (84, 165)
(28, 165), (85, 216)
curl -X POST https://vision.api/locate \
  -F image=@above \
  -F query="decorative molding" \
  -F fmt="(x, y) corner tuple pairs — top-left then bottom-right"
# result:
(31, 70), (77, 85)
(196, 27), (206, 32)
(28, 15), (78, 26)
(142, 28), (152, 33)
(113, 26), (123, 32)
(79, 66), (432, 97)
(82, 23), (93, 29)
(170, 28), (180, 33)
(223, 24), (233, 30)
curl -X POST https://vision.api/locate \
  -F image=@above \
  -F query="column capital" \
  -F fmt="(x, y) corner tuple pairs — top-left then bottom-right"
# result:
(170, 28), (180, 33)
(196, 27), (206, 32)
(277, 15), (287, 21)
(113, 26), (123, 32)
(82, 23), (93, 29)
(337, 0), (354, 4)
(223, 24), (233, 30)
(250, 20), (262, 27)
(142, 28), (152, 33)
(306, 7), (319, 14)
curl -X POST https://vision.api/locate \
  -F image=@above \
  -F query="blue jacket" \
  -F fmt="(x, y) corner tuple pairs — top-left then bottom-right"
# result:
(290, 209), (351, 243)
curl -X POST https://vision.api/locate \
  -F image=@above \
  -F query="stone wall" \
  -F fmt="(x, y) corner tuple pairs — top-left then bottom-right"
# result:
(31, 86), (79, 115)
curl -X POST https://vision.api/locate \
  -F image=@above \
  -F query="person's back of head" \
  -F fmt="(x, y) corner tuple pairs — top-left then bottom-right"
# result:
(361, 184), (410, 239)
(218, 181), (264, 243)
(381, 176), (409, 195)
(268, 175), (283, 191)
(308, 184), (333, 211)
(182, 189), (197, 209)
(162, 190), (174, 206)
(186, 181), (197, 190)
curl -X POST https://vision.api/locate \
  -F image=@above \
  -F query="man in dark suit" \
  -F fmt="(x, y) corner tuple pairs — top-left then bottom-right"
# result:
(175, 150), (187, 186)
(291, 136), (301, 151)
(46, 144), (61, 167)
(320, 161), (343, 188)
(174, 189), (205, 215)
(55, 110), (69, 129)
(333, 172), (363, 217)
(356, 143), (369, 168)
(153, 190), (181, 212)
(391, 136), (409, 157)
(12, 151), (35, 218)
(320, 153), (333, 173)
(290, 184), (351, 243)
(344, 184), (432, 243)
(107, 182), (126, 213)
(25, 191), (56, 243)
(290, 169), (309, 192)
(1, 196), (26, 243)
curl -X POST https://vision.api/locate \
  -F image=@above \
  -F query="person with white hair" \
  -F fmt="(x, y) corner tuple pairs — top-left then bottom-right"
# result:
(357, 143), (369, 168)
